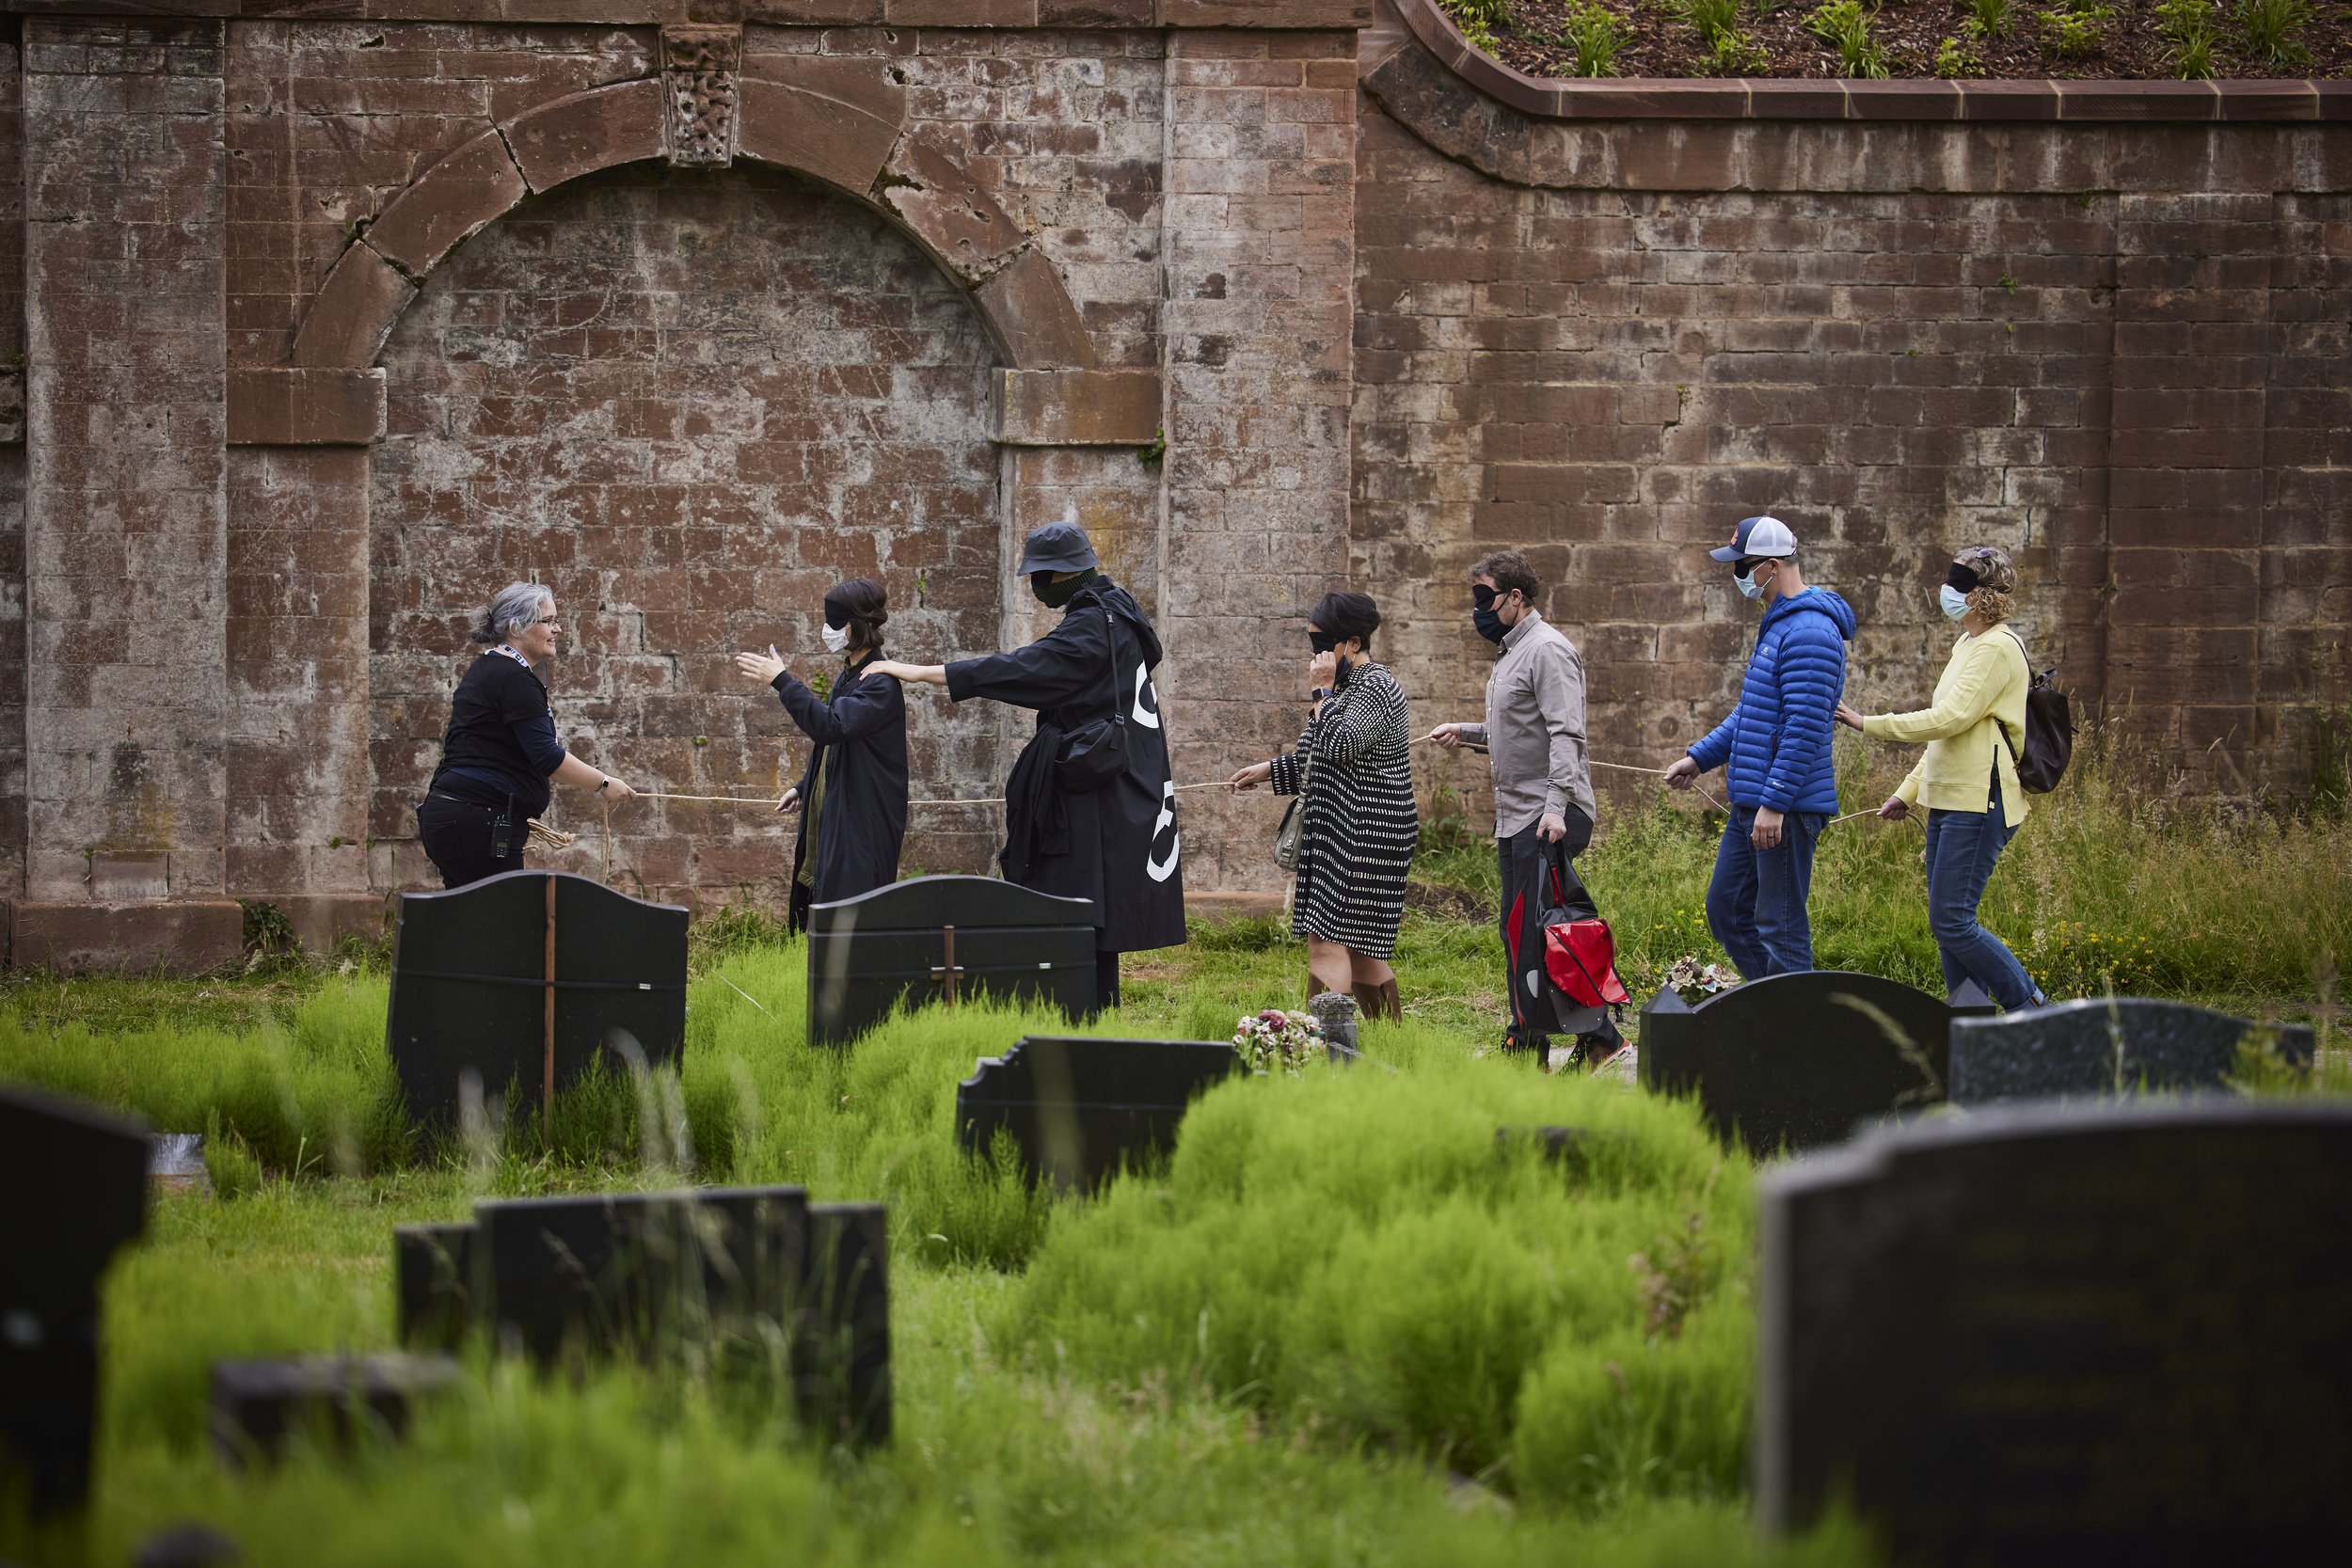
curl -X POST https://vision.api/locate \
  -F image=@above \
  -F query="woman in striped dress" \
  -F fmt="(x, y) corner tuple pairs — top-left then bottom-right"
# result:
(1229, 592), (1420, 1021)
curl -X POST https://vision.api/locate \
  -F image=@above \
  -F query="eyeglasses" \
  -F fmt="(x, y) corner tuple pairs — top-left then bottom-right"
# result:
(1733, 558), (1776, 578)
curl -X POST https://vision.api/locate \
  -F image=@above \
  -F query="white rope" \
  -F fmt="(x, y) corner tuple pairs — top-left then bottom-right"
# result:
(636, 779), (1239, 810)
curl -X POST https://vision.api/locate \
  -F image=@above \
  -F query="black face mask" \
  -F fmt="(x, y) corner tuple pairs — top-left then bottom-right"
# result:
(1033, 569), (1095, 609)
(1471, 582), (1508, 643)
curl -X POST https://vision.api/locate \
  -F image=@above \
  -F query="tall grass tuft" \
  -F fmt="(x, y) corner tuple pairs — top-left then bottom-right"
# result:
(2233, 0), (2313, 65)
(1008, 1038), (1754, 1506)
(1965, 0), (2013, 35)
(2155, 0), (2221, 75)
(1557, 1), (1633, 77)
(0, 974), (403, 1174)
(1803, 0), (1890, 77)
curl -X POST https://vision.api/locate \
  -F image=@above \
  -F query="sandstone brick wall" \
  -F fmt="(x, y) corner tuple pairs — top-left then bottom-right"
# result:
(1157, 26), (1359, 890)
(23, 19), (230, 905)
(1354, 67), (2352, 825)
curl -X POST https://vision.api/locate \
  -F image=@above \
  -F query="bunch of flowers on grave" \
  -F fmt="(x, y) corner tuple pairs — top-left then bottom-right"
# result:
(1663, 955), (1740, 1006)
(1232, 1008), (1323, 1078)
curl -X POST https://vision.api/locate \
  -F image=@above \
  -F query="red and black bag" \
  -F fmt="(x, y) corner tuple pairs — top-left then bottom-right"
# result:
(1535, 841), (1630, 1021)
(1546, 914), (1629, 1010)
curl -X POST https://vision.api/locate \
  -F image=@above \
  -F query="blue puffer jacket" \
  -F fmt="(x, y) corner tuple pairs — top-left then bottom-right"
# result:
(1688, 587), (1856, 816)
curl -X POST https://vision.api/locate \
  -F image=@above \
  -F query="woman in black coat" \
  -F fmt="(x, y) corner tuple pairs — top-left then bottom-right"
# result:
(735, 578), (907, 934)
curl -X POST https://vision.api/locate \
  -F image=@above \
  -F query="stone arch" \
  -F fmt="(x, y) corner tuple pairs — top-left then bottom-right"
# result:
(290, 64), (1098, 378)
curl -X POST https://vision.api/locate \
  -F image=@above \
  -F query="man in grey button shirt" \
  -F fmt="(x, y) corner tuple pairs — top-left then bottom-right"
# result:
(1429, 549), (1623, 1070)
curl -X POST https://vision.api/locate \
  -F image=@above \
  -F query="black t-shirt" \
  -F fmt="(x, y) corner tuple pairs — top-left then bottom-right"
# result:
(428, 652), (565, 817)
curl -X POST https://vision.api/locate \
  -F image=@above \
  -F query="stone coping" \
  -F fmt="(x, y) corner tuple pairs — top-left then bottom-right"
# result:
(1389, 0), (2348, 122)
(0, 0), (1373, 28)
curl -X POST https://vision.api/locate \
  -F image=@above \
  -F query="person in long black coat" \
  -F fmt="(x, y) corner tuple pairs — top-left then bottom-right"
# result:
(736, 578), (907, 935)
(868, 522), (1185, 1008)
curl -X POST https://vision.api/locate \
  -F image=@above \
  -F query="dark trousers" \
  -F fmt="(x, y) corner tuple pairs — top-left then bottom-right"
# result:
(1705, 803), (1828, 980)
(1093, 950), (1121, 1013)
(416, 794), (524, 890)
(1496, 807), (1594, 1051)
(1923, 774), (2042, 1009)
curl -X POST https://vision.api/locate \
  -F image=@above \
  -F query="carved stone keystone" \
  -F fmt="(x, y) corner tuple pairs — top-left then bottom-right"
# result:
(663, 25), (742, 168)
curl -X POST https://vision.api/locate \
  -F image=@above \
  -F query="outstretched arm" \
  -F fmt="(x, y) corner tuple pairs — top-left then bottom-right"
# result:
(867, 660), (947, 687)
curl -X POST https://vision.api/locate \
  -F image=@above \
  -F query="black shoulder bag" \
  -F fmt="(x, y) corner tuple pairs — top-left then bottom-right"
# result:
(1056, 604), (1128, 794)
(1995, 626), (2074, 795)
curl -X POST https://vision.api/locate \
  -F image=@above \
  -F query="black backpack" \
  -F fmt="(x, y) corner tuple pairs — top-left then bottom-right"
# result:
(1997, 628), (2074, 794)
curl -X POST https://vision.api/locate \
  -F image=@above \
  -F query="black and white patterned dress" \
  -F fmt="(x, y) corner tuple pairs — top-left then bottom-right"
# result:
(1268, 662), (1419, 958)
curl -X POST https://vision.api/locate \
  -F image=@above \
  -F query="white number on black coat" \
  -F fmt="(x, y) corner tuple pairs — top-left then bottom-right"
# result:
(1146, 779), (1180, 883)
(1131, 663), (1162, 729)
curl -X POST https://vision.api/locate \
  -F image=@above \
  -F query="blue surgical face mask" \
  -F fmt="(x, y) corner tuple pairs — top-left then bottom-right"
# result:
(1735, 569), (1766, 602)
(1939, 585), (1971, 621)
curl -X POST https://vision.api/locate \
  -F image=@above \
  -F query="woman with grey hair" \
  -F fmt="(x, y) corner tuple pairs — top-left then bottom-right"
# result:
(1836, 546), (2045, 1009)
(418, 581), (636, 888)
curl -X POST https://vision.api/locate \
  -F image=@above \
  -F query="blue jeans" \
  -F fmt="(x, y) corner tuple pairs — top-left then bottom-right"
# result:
(1706, 804), (1828, 980)
(1923, 775), (2042, 1010)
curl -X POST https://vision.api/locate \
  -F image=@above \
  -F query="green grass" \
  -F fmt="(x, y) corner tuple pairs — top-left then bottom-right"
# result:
(8, 739), (2350, 1565)
(1009, 1037), (1753, 1507)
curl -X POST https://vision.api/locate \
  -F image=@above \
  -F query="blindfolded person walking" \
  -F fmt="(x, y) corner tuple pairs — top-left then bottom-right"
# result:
(1836, 546), (2047, 1011)
(1230, 591), (1417, 1022)
(1663, 515), (1855, 978)
(1427, 550), (1617, 1069)
(735, 578), (907, 936)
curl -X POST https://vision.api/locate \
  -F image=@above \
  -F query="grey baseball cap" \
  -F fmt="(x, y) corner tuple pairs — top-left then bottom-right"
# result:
(1015, 520), (1099, 576)
(1708, 515), (1797, 562)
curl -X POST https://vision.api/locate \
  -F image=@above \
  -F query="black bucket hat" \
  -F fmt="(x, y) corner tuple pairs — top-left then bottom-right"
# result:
(1015, 521), (1099, 576)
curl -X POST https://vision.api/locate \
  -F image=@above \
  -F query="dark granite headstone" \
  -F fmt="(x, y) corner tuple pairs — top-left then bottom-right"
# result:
(208, 1354), (460, 1467)
(473, 1185), (812, 1363)
(956, 1035), (1241, 1191)
(1949, 996), (2317, 1105)
(1759, 1101), (2352, 1563)
(1637, 971), (1996, 1153)
(386, 1184), (889, 1447)
(799, 1202), (892, 1448)
(1, 1086), (151, 1515)
(392, 1221), (482, 1354)
(806, 875), (1096, 1048)
(385, 869), (689, 1125)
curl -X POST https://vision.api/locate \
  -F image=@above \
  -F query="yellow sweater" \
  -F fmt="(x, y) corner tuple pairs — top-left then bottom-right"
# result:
(1862, 628), (2030, 827)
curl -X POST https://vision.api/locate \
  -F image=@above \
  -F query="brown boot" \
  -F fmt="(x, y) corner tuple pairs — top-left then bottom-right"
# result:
(1354, 979), (1401, 1022)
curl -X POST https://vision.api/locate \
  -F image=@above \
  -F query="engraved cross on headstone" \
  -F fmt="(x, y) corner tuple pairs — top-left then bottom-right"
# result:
(929, 926), (966, 1006)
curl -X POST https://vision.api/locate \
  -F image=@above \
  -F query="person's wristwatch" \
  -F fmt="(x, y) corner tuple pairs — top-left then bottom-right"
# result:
(1310, 687), (1333, 702)
(596, 775), (612, 792)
